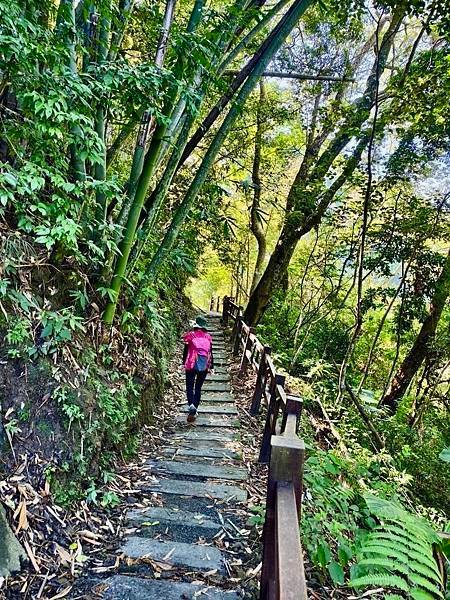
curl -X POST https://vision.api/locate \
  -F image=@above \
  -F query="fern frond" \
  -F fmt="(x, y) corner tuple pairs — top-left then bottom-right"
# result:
(357, 557), (409, 576)
(370, 529), (429, 553)
(353, 495), (443, 599)
(410, 589), (440, 600)
(364, 539), (441, 578)
(383, 524), (432, 546)
(349, 574), (409, 592)
(408, 574), (443, 597)
(408, 560), (443, 585)
(362, 542), (410, 563)
(364, 495), (439, 543)
(406, 549), (443, 578)
(384, 595), (405, 600)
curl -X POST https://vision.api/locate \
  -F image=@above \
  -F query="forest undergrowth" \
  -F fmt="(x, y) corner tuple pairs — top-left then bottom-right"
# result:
(1, 0), (450, 597)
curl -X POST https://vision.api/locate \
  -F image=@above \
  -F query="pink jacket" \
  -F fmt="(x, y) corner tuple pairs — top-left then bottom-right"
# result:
(183, 329), (213, 370)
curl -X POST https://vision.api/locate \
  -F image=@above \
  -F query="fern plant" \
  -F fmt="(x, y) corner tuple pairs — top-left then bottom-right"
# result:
(349, 495), (444, 599)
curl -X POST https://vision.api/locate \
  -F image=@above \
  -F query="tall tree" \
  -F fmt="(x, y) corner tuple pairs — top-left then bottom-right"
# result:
(249, 79), (267, 294)
(243, 7), (407, 325)
(380, 246), (450, 413)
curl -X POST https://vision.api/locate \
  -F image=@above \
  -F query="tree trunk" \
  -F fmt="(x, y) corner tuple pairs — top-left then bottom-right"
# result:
(218, 0), (291, 73)
(94, 0), (112, 225)
(126, 0), (178, 200)
(249, 80), (267, 294)
(244, 133), (370, 325)
(58, 0), (87, 182)
(380, 247), (450, 413)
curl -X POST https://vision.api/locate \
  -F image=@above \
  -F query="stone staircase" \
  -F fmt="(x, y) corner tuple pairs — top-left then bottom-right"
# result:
(99, 314), (248, 599)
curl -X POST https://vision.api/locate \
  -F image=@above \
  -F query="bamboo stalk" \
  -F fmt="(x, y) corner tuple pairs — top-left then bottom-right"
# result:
(138, 0), (315, 290)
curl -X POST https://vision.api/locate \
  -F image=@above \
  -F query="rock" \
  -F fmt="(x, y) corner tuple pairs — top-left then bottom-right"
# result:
(175, 415), (238, 428)
(201, 392), (234, 403)
(0, 503), (27, 577)
(126, 506), (222, 542)
(203, 382), (231, 392)
(172, 429), (236, 441)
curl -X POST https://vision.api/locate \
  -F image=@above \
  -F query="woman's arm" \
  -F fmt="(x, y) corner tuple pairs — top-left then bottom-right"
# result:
(182, 343), (188, 365)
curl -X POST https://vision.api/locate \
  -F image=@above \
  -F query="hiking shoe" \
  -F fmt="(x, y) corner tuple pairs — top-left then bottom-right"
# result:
(187, 404), (197, 423)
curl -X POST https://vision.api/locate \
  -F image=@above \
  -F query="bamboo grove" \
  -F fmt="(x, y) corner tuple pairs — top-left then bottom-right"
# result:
(2, 0), (450, 595)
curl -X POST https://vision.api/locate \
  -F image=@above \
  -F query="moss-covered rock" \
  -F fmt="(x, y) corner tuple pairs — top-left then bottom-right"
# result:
(0, 504), (27, 577)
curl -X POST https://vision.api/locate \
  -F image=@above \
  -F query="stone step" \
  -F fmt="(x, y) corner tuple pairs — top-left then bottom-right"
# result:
(207, 374), (230, 382)
(126, 506), (223, 542)
(148, 460), (247, 481)
(203, 383), (231, 392)
(102, 575), (238, 600)
(180, 404), (237, 415)
(202, 392), (234, 403)
(210, 366), (229, 374)
(171, 429), (236, 442)
(176, 415), (238, 428)
(162, 446), (240, 460)
(120, 538), (226, 573)
(212, 360), (229, 368)
(144, 478), (247, 502)
(167, 439), (238, 453)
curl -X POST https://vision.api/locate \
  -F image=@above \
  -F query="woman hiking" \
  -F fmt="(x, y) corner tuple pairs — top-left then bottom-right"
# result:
(182, 315), (214, 422)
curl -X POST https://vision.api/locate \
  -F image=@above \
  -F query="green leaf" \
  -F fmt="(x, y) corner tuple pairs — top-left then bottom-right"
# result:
(408, 573), (443, 595)
(41, 323), (53, 338)
(3, 172), (17, 187)
(328, 560), (344, 585)
(316, 542), (331, 567)
(357, 557), (409, 576)
(337, 543), (353, 566)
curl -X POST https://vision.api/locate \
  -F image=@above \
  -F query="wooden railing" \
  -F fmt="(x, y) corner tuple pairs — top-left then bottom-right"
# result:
(209, 296), (222, 312)
(220, 296), (308, 600)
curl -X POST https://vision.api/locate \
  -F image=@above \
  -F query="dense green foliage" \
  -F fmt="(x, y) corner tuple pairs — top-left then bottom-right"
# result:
(1, 0), (450, 596)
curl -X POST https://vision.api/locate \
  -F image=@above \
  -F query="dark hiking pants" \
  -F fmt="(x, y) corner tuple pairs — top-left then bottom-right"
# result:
(185, 369), (208, 408)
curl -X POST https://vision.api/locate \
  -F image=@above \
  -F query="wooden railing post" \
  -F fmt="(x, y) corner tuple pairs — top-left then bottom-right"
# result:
(209, 297), (214, 311)
(250, 345), (271, 416)
(239, 326), (255, 373)
(222, 296), (229, 326)
(280, 395), (303, 435)
(232, 309), (243, 355)
(271, 434), (305, 518)
(259, 374), (285, 464)
(260, 434), (306, 600)
(216, 296), (220, 312)
(260, 463), (277, 600)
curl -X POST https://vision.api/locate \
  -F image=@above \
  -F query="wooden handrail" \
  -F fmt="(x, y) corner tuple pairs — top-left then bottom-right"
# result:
(217, 295), (308, 600)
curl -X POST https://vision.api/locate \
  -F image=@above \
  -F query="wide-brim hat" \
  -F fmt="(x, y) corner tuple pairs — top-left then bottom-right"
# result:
(194, 315), (208, 329)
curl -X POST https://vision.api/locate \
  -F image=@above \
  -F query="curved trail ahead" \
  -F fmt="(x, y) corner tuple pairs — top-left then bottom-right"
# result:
(96, 313), (249, 599)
